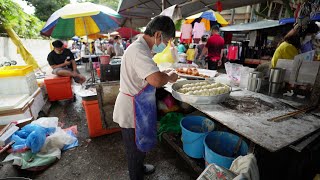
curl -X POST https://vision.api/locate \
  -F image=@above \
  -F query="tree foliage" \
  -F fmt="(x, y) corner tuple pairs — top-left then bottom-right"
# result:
(0, 0), (44, 38)
(85, 0), (120, 11)
(25, 0), (69, 21)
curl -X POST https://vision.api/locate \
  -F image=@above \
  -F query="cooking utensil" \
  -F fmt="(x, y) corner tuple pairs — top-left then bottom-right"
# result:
(269, 68), (286, 83)
(267, 106), (315, 122)
(171, 80), (230, 105)
(247, 71), (263, 92)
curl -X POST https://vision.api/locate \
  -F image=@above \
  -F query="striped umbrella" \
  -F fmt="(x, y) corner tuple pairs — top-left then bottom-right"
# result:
(40, 2), (121, 39)
(185, 10), (228, 31)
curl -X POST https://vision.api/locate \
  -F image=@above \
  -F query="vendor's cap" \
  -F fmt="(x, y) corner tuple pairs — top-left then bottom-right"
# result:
(52, 40), (64, 48)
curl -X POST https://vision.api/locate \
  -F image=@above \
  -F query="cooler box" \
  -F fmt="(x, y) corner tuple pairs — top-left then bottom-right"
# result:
(44, 76), (73, 101)
(82, 99), (120, 137)
(0, 65), (38, 95)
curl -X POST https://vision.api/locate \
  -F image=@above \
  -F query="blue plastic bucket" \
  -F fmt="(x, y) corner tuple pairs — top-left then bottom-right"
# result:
(180, 116), (215, 158)
(204, 131), (248, 168)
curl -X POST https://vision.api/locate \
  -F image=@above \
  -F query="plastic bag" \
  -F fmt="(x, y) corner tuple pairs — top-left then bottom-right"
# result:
(26, 127), (47, 154)
(225, 62), (243, 85)
(31, 117), (59, 128)
(153, 42), (178, 64)
(3, 149), (60, 170)
(40, 127), (76, 153)
(11, 124), (55, 154)
(62, 130), (79, 151)
(11, 134), (28, 153)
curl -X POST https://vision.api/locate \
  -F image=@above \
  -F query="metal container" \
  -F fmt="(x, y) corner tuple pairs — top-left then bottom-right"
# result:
(269, 82), (283, 94)
(171, 80), (230, 105)
(269, 68), (286, 83)
(247, 71), (263, 92)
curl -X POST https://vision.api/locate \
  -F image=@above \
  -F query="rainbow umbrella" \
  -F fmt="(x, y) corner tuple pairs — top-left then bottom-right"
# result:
(185, 10), (228, 31)
(40, 2), (121, 39)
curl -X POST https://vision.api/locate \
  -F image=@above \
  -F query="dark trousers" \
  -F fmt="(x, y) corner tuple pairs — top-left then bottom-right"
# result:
(208, 60), (218, 70)
(122, 128), (146, 180)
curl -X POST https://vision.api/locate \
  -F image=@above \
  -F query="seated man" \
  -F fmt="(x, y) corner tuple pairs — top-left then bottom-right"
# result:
(48, 40), (86, 84)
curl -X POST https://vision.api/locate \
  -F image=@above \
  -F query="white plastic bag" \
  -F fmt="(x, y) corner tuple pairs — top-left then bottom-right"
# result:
(225, 62), (243, 85)
(31, 117), (59, 128)
(40, 127), (76, 153)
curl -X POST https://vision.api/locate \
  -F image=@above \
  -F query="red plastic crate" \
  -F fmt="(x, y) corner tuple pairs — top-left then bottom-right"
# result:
(96, 68), (101, 77)
(44, 75), (73, 101)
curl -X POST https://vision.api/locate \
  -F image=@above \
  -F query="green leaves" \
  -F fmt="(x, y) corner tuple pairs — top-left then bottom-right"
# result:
(0, 0), (44, 38)
(26, 0), (69, 21)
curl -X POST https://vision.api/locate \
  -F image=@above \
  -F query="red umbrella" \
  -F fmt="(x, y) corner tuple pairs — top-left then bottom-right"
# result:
(116, 27), (141, 39)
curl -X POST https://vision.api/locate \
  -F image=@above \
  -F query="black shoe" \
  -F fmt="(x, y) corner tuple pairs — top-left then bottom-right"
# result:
(143, 164), (155, 175)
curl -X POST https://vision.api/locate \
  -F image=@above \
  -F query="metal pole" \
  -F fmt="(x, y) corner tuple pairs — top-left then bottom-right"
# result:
(162, 0), (166, 11)
(83, 17), (95, 84)
(230, 8), (235, 25)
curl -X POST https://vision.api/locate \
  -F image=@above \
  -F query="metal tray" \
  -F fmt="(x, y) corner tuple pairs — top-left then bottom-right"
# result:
(171, 80), (230, 105)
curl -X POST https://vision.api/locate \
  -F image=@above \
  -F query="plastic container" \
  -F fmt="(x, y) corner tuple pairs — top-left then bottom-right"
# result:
(100, 55), (110, 65)
(0, 66), (33, 77)
(0, 65), (37, 95)
(44, 76), (73, 101)
(180, 116), (215, 158)
(82, 99), (120, 137)
(96, 68), (101, 77)
(204, 131), (248, 168)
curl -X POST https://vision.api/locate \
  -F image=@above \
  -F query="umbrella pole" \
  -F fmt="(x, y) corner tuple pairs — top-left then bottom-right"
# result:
(83, 17), (96, 85)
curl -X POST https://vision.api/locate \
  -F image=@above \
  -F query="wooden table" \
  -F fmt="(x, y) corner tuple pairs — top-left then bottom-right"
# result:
(164, 83), (320, 152)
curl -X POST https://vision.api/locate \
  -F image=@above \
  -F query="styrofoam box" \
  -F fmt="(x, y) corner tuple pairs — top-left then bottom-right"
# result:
(0, 88), (45, 125)
(0, 72), (38, 95)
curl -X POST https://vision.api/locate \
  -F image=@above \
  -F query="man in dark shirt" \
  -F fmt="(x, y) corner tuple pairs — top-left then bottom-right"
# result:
(47, 40), (86, 84)
(198, 25), (225, 70)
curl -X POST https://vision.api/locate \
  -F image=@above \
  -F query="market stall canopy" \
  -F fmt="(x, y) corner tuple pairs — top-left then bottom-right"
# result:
(185, 10), (229, 30)
(116, 27), (141, 39)
(279, 12), (320, 25)
(220, 20), (281, 32)
(41, 2), (121, 39)
(118, 0), (267, 27)
(87, 33), (108, 40)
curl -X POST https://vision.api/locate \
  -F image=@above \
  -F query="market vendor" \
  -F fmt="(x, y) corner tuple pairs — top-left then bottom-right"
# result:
(271, 27), (300, 68)
(113, 16), (178, 180)
(47, 40), (86, 84)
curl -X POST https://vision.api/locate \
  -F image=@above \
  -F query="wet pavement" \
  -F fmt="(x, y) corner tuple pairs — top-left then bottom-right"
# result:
(0, 64), (195, 180)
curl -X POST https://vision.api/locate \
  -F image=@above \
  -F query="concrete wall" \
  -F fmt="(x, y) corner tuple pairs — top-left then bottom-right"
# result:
(0, 37), (51, 68)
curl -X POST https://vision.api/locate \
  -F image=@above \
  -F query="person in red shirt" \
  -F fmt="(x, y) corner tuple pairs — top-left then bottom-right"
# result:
(198, 25), (224, 70)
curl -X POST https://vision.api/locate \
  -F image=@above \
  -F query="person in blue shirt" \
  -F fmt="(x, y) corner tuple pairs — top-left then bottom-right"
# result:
(177, 42), (186, 53)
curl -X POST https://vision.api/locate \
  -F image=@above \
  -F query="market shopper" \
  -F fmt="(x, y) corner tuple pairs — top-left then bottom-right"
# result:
(198, 25), (224, 70)
(114, 35), (124, 56)
(195, 35), (208, 68)
(47, 40), (86, 84)
(113, 15), (177, 180)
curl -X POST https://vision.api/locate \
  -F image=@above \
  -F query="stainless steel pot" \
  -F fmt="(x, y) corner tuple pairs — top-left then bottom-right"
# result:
(171, 80), (231, 105)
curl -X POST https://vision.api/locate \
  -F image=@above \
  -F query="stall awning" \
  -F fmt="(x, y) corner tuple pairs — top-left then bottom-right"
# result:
(220, 20), (281, 32)
(279, 13), (320, 25)
(118, 0), (267, 27)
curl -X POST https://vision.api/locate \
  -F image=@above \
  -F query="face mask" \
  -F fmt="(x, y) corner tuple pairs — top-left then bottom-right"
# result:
(152, 35), (166, 53)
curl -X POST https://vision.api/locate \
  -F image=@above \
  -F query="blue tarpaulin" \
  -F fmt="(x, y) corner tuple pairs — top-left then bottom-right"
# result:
(279, 13), (320, 25)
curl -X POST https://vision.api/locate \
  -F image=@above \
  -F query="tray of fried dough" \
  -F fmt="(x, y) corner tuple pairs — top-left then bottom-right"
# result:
(171, 80), (231, 105)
